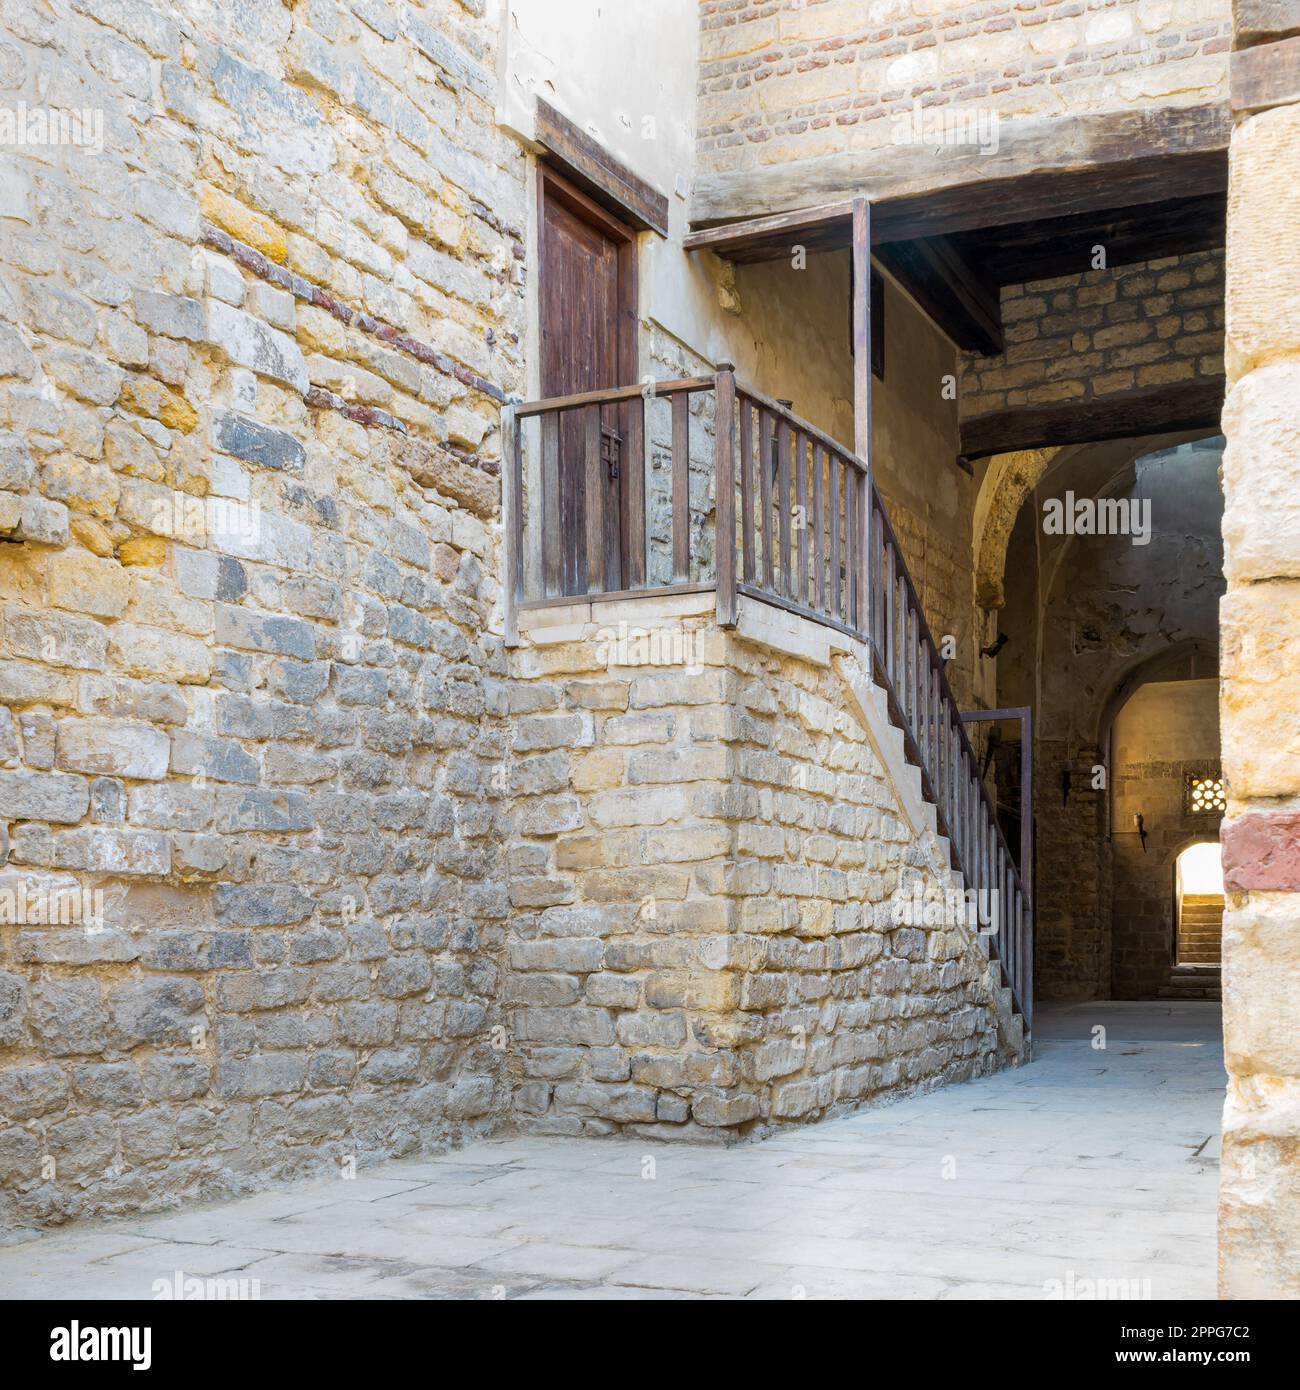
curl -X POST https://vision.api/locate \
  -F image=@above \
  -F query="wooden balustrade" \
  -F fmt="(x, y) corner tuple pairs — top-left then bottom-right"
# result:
(507, 375), (717, 607)
(507, 367), (1033, 1028)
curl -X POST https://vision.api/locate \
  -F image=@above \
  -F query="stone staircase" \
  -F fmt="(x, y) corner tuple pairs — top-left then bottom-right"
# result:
(1158, 893), (1224, 1000)
(1159, 964), (1222, 1001)
(1178, 893), (1224, 964)
(835, 652), (1030, 1064)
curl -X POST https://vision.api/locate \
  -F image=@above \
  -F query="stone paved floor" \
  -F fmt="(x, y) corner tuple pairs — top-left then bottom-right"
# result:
(0, 1002), (1223, 1300)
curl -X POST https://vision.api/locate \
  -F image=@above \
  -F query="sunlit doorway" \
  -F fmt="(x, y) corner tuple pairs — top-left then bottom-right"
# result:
(1175, 840), (1224, 968)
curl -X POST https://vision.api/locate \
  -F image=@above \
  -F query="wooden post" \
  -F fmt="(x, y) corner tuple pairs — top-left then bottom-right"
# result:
(671, 392), (690, 583)
(583, 404), (604, 594)
(852, 197), (872, 470)
(852, 197), (873, 638)
(503, 402), (521, 646)
(623, 392), (646, 589)
(541, 412), (561, 597)
(777, 414), (792, 599)
(714, 363), (737, 628)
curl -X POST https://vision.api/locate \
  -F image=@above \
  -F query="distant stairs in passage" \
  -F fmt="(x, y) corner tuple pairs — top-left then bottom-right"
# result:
(1160, 892), (1224, 1000)
(1178, 893), (1224, 964)
(1158, 965), (1222, 1001)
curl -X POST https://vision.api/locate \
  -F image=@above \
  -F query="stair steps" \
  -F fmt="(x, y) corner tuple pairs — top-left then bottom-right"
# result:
(1158, 964), (1222, 1001)
(837, 655), (1030, 1062)
(1177, 892), (1223, 967)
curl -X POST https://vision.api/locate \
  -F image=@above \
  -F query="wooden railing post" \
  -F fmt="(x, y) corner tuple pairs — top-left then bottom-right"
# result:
(583, 404), (604, 594)
(671, 392), (690, 583)
(714, 363), (737, 628)
(540, 412), (561, 597)
(623, 389), (647, 590)
(503, 401), (521, 645)
(853, 197), (873, 637)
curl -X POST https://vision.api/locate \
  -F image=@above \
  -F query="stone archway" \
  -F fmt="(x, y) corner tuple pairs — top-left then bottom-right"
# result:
(987, 438), (1226, 1002)
(972, 448), (1058, 611)
(1109, 675), (1223, 997)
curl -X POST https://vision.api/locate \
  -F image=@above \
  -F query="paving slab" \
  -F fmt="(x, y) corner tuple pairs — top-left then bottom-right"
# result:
(0, 1002), (1223, 1300)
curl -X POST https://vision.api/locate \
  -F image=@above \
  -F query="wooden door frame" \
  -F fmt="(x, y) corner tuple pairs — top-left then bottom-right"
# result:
(537, 162), (641, 592)
(537, 162), (639, 393)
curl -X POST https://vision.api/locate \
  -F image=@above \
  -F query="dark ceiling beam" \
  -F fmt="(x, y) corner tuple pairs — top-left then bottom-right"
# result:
(875, 148), (1227, 245)
(691, 104), (1231, 227)
(959, 378), (1226, 462)
(953, 192), (1227, 287)
(875, 235), (1004, 355)
(684, 150), (1229, 268)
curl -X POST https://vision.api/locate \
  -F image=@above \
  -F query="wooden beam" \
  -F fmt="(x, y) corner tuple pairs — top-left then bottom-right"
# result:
(1234, 0), (1300, 49)
(535, 98), (669, 237)
(685, 154), (1229, 266)
(852, 198), (872, 464)
(959, 379), (1226, 461)
(690, 104), (1229, 234)
(684, 201), (853, 263)
(688, 186), (1226, 300)
(954, 192), (1225, 287)
(1232, 33), (1300, 112)
(875, 234), (1004, 355)
(714, 364), (737, 628)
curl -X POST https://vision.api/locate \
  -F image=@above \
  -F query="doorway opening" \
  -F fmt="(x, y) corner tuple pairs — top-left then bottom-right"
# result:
(538, 164), (638, 596)
(1175, 840), (1224, 968)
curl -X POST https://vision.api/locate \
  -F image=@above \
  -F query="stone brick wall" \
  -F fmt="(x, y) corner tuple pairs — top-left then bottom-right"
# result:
(959, 249), (1225, 418)
(0, 0), (525, 1228)
(698, 0), (1231, 182)
(1216, 9), (1300, 1295)
(506, 596), (1017, 1139)
(1031, 741), (1110, 999)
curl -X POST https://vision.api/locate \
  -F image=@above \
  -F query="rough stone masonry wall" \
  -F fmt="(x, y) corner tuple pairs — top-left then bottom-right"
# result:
(959, 249), (1225, 417)
(0, 0), (525, 1229)
(505, 597), (1014, 1141)
(1216, 6), (1300, 1298)
(697, 0), (1230, 183)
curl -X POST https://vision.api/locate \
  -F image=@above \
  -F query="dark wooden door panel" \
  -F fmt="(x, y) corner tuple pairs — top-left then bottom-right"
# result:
(541, 197), (619, 395)
(539, 167), (637, 596)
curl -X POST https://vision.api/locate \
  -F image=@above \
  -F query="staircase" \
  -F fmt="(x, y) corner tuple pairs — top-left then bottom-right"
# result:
(509, 370), (1035, 1046)
(838, 657), (1030, 1062)
(1178, 893), (1224, 964)
(854, 471), (1034, 1044)
(1160, 964), (1222, 1001)
(1159, 892), (1224, 1000)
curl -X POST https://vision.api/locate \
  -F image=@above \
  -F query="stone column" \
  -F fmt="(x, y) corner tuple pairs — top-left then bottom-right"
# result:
(1218, 2), (1300, 1298)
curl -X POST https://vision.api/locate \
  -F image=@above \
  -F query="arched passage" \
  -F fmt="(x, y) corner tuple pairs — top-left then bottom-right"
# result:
(989, 435), (1226, 1001)
(1110, 676), (1223, 997)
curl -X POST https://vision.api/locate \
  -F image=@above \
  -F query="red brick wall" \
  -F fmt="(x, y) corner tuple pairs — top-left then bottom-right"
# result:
(698, 0), (1231, 179)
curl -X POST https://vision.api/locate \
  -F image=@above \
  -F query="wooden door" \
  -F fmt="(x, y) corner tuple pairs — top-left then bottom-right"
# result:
(539, 166), (637, 595)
